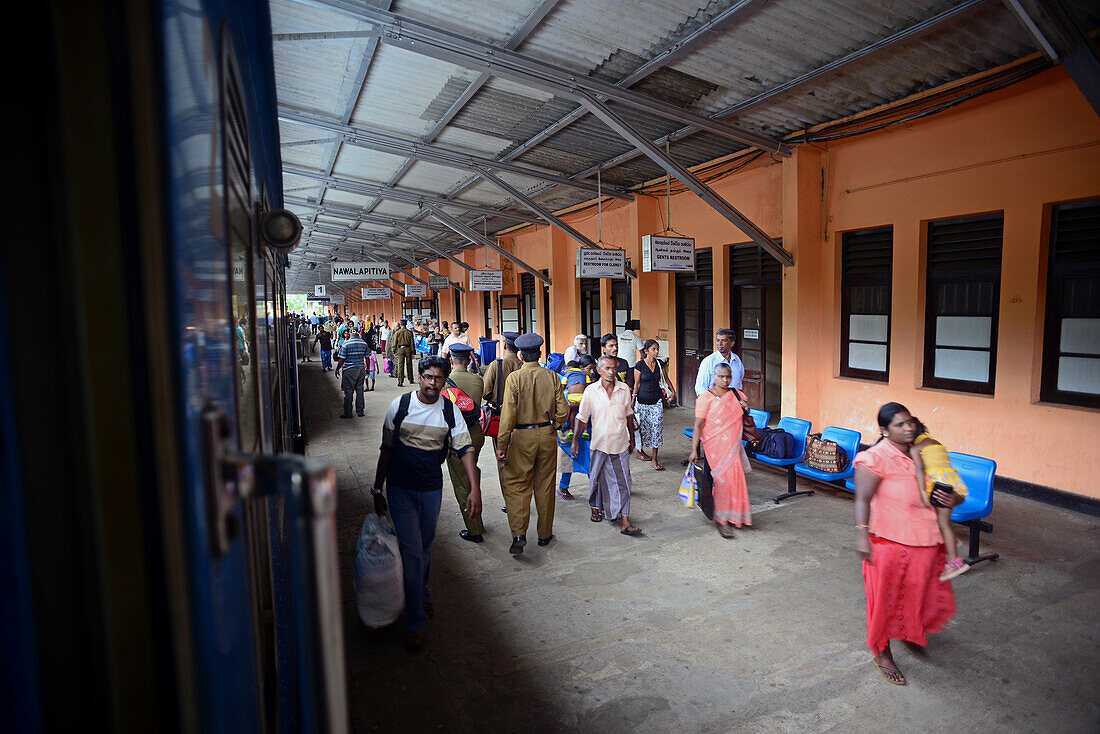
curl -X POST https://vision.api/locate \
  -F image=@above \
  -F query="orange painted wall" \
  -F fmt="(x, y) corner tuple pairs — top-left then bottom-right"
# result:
(330, 67), (1097, 496)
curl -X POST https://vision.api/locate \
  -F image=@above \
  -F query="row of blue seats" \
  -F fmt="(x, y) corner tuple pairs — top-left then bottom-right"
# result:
(684, 412), (998, 567)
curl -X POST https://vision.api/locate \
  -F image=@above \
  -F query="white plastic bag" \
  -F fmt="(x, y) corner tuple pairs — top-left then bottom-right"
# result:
(353, 513), (405, 629)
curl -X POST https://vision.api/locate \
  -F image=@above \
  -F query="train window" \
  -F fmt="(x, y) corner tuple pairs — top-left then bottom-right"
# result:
(223, 42), (261, 453)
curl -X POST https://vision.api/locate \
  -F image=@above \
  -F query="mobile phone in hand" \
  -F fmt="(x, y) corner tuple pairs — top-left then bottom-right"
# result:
(929, 481), (958, 508)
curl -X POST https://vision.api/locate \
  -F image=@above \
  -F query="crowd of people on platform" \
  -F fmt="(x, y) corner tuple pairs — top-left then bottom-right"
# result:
(289, 310), (966, 681)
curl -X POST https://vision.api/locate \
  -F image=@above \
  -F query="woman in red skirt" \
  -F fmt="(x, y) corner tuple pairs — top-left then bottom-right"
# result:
(854, 402), (962, 685)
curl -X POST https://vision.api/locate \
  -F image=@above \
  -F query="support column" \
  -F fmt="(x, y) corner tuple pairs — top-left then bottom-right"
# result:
(712, 243), (730, 331)
(780, 145), (825, 421)
(547, 226), (580, 355)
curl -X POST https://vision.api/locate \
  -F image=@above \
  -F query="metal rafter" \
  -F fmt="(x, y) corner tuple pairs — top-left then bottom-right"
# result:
(394, 226), (475, 272)
(372, 241), (465, 293)
(304, 0), (789, 153)
(579, 93), (792, 266)
(284, 166), (543, 223)
(279, 108), (633, 201)
(474, 166), (637, 278)
(285, 196), (452, 233)
(425, 205), (551, 286)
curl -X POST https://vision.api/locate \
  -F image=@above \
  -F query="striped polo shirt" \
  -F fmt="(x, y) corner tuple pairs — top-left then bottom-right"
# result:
(338, 336), (368, 369)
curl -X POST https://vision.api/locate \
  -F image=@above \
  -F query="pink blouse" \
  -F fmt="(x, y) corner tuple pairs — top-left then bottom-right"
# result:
(853, 439), (943, 547)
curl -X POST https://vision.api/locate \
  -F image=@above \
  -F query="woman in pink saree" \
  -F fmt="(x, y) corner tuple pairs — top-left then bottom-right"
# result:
(688, 363), (750, 537)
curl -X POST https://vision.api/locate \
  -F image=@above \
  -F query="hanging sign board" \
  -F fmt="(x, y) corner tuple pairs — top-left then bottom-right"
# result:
(331, 261), (390, 281)
(362, 287), (389, 300)
(404, 283), (428, 297)
(428, 276), (450, 291)
(305, 296), (330, 302)
(329, 294), (345, 305)
(641, 235), (695, 272)
(314, 284), (327, 297)
(575, 248), (626, 278)
(469, 270), (503, 291)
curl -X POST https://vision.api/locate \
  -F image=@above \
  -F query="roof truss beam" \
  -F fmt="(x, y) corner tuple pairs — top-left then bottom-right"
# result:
(425, 205), (552, 286)
(394, 226), (475, 272)
(279, 108), (633, 201)
(283, 166), (544, 223)
(474, 166), (637, 278)
(579, 93), (792, 266)
(305, 1), (789, 153)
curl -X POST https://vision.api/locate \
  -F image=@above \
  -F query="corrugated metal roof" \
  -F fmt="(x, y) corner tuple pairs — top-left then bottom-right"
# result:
(274, 0), (1099, 292)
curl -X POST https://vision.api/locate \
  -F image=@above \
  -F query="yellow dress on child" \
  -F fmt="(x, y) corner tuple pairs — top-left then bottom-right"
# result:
(915, 432), (968, 500)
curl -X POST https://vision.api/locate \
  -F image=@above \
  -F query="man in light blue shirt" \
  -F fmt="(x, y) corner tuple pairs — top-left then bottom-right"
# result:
(694, 328), (745, 395)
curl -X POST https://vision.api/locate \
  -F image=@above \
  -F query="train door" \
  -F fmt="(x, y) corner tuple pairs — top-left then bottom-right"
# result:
(675, 249), (713, 409)
(730, 245), (783, 413)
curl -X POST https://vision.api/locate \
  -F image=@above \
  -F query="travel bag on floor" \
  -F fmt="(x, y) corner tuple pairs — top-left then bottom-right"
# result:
(353, 513), (404, 629)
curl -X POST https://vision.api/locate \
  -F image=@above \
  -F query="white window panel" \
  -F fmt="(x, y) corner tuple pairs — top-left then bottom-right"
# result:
(849, 343), (888, 373)
(936, 316), (991, 348)
(934, 348), (990, 382)
(1060, 318), (1100, 355)
(1057, 356), (1100, 394)
(850, 314), (888, 342)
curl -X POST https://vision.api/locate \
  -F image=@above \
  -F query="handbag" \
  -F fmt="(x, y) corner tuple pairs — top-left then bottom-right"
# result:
(694, 456), (714, 521)
(802, 433), (849, 473)
(734, 388), (761, 442)
(678, 464), (697, 508)
(480, 358), (504, 437)
(656, 360), (675, 408)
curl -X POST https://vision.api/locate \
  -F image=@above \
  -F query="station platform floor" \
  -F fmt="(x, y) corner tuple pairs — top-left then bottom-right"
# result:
(297, 357), (1100, 733)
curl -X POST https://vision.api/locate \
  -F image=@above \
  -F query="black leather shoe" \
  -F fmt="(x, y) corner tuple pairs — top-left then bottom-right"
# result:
(537, 535), (554, 547)
(339, 414), (353, 419)
(509, 535), (526, 555)
(357, 412), (365, 417)
(459, 530), (484, 543)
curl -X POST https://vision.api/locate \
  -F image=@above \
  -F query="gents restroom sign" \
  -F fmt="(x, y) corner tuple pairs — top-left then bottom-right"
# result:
(314, 284), (327, 297)
(428, 276), (450, 291)
(404, 283), (428, 297)
(362, 287), (389, 299)
(469, 270), (503, 291)
(331, 261), (390, 281)
(641, 235), (695, 272)
(576, 248), (626, 278)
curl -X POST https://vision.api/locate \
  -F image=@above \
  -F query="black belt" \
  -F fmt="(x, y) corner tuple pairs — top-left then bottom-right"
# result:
(515, 421), (552, 429)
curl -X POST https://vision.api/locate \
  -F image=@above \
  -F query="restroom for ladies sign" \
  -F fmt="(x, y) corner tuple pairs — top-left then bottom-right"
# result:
(641, 235), (695, 272)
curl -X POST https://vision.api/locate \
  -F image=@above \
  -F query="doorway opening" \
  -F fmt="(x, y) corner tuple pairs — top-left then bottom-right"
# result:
(675, 248), (712, 410)
(730, 244), (783, 415)
(579, 277), (601, 347)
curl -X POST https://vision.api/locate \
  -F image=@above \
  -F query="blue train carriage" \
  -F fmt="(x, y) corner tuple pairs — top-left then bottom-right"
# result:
(3, 1), (346, 732)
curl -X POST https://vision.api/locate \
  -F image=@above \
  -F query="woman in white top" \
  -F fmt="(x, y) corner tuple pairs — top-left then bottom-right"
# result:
(563, 334), (589, 364)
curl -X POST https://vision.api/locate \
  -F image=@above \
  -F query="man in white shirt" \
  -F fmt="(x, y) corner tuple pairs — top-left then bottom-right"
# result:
(694, 328), (745, 395)
(572, 356), (641, 536)
(617, 319), (642, 366)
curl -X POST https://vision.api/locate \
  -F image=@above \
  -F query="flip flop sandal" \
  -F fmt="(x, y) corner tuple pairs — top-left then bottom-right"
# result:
(590, 508), (603, 522)
(635, 452), (651, 461)
(652, 465), (665, 471)
(557, 488), (576, 500)
(871, 658), (907, 685)
(620, 525), (642, 536)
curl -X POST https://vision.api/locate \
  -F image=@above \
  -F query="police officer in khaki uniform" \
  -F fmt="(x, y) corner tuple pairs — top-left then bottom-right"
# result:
(444, 344), (486, 543)
(495, 333), (569, 555)
(482, 331), (522, 455)
(391, 319), (415, 386)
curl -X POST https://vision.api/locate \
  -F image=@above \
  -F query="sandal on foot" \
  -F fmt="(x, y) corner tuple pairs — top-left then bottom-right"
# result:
(557, 488), (576, 500)
(620, 525), (642, 536)
(590, 507), (603, 523)
(652, 464), (665, 471)
(939, 557), (970, 581)
(871, 658), (906, 685)
(635, 451), (652, 461)
(717, 524), (735, 538)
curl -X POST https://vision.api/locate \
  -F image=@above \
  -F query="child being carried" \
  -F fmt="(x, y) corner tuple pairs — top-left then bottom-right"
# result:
(910, 417), (969, 581)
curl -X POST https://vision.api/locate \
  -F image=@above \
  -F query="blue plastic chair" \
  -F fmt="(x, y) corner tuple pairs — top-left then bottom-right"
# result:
(748, 417), (812, 503)
(794, 426), (862, 486)
(844, 451), (999, 568)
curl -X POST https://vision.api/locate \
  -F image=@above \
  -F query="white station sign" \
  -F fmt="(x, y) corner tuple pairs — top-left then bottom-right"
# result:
(469, 270), (503, 291)
(404, 283), (428, 297)
(329, 295), (345, 305)
(641, 235), (695, 272)
(428, 276), (450, 291)
(331, 261), (390, 281)
(576, 248), (626, 278)
(314, 284), (327, 297)
(362, 287), (389, 300)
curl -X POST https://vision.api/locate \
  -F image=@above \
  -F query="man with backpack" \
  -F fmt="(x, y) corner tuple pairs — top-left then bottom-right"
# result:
(442, 344), (486, 544)
(369, 355), (480, 652)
